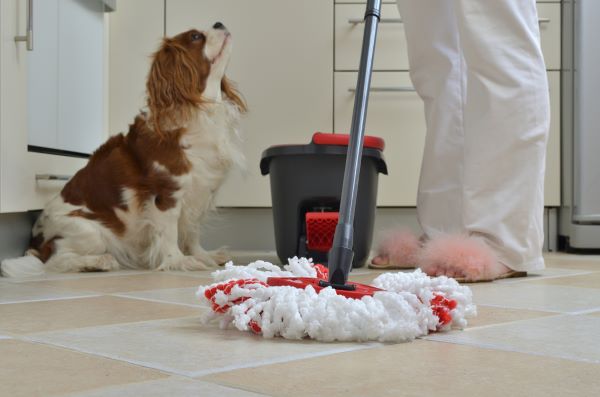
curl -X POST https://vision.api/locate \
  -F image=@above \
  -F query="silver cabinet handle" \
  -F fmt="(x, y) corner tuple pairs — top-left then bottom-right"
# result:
(36, 174), (72, 181)
(349, 86), (416, 93)
(14, 0), (33, 51)
(348, 18), (402, 25)
(538, 18), (551, 24)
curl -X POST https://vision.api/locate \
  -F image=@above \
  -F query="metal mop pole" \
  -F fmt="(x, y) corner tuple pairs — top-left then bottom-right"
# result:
(325, 0), (381, 288)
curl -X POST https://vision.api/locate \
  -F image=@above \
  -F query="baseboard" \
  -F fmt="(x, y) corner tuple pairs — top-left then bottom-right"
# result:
(0, 207), (555, 261)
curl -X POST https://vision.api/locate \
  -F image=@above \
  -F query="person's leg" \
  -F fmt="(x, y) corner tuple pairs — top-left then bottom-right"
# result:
(454, 0), (550, 273)
(372, 0), (465, 267)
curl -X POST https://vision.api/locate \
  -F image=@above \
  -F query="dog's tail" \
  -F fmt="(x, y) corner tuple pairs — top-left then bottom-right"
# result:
(1, 255), (45, 278)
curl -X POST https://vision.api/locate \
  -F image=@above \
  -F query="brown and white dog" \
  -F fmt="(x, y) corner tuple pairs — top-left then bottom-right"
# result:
(1, 23), (246, 277)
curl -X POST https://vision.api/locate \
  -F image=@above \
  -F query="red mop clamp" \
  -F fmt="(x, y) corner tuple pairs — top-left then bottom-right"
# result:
(266, 263), (383, 299)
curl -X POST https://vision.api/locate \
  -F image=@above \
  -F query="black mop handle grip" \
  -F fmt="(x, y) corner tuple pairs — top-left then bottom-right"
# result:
(327, 0), (381, 287)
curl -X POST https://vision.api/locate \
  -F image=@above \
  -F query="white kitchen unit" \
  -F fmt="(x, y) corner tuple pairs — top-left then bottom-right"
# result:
(0, 0), (110, 212)
(334, 71), (423, 206)
(108, 0), (164, 136)
(334, 0), (562, 206)
(108, 1), (334, 207)
(106, 0), (562, 208)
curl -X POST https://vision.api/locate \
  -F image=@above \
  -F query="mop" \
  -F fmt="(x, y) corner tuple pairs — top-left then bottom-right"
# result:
(196, 0), (476, 342)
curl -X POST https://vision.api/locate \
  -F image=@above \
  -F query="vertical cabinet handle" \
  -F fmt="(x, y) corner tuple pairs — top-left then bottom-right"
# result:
(14, 0), (33, 51)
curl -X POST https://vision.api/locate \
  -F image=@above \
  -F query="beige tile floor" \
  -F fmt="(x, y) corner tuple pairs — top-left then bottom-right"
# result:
(1, 252), (599, 397)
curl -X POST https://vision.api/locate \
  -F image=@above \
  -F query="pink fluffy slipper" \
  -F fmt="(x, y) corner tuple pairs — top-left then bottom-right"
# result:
(419, 234), (525, 282)
(369, 230), (422, 269)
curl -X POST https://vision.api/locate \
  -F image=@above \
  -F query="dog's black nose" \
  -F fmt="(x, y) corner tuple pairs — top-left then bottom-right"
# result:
(213, 22), (225, 30)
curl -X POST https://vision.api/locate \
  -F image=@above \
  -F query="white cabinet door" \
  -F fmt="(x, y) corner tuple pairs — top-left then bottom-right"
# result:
(166, 0), (334, 207)
(335, 71), (560, 207)
(335, 3), (408, 71)
(335, 2), (560, 72)
(334, 72), (425, 206)
(108, 0), (164, 136)
(28, 0), (107, 155)
(0, 0), (89, 212)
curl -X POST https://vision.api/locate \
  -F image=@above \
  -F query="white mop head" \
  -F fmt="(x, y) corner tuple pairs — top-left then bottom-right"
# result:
(197, 257), (476, 343)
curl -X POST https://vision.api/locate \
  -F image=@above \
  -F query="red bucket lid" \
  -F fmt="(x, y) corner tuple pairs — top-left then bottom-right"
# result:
(312, 132), (385, 151)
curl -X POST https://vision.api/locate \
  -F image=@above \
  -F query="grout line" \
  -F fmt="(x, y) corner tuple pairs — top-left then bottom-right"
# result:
(4, 270), (148, 283)
(422, 337), (600, 365)
(468, 302), (566, 314)
(567, 307), (600, 315)
(110, 292), (203, 308)
(22, 332), (381, 379)
(25, 315), (203, 336)
(0, 293), (101, 306)
(189, 342), (382, 378)
(489, 269), (595, 285)
(18, 336), (180, 376)
(462, 312), (564, 332)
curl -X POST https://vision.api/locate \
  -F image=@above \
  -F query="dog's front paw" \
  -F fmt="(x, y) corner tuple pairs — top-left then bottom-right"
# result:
(81, 254), (120, 272)
(190, 246), (231, 267)
(159, 254), (210, 271)
(210, 247), (231, 266)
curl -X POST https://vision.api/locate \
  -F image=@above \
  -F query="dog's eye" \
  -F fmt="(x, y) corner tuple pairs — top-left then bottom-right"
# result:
(191, 33), (204, 41)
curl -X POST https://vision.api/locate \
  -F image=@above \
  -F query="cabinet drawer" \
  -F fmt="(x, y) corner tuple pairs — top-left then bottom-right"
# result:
(335, 4), (408, 71)
(334, 71), (560, 206)
(335, 3), (560, 71)
(334, 72), (424, 206)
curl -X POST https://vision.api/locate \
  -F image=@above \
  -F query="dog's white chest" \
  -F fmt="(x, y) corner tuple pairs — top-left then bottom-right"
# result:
(180, 103), (243, 195)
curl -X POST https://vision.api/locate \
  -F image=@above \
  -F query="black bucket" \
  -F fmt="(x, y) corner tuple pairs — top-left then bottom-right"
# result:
(260, 132), (387, 268)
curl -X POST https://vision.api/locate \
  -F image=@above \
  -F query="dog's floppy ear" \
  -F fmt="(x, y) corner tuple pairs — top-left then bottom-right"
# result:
(221, 77), (247, 113)
(146, 39), (208, 137)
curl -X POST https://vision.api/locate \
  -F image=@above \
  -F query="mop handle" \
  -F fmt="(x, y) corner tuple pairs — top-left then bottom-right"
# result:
(327, 0), (381, 286)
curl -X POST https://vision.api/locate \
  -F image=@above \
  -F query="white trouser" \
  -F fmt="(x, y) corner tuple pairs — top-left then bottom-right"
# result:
(396, 0), (550, 271)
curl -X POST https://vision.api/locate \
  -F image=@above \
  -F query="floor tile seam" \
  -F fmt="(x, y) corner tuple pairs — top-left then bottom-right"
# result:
(0, 293), (102, 306)
(80, 375), (275, 397)
(474, 300), (600, 314)
(15, 337), (185, 380)
(566, 308), (600, 315)
(187, 342), (382, 378)
(109, 293), (204, 308)
(462, 313), (565, 332)
(196, 377), (275, 397)
(21, 335), (381, 379)
(14, 314), (202, 338)
(3, 271), (150, 283)
(17, 335), (189, 377)
(162, 271), (215, 280)
(421, 337), (600, 365)
(496, 270), (596, 285)
(469, 302), (566, 314)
